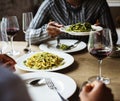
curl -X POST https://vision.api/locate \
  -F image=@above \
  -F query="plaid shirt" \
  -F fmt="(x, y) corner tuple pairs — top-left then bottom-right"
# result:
(27, 0), (118, 45)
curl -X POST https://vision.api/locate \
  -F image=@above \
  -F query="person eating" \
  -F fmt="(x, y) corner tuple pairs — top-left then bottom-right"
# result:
(26, 0), (118, 45)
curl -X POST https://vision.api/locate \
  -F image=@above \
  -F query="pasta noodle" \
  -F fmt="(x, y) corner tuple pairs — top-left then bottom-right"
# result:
(66, 22), (92, 32)
(24, 52), (64, 70)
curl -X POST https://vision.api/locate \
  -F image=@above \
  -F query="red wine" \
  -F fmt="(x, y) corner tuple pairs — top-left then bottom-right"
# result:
(7, 28), (19, 37)
(90, 48), (111, 60)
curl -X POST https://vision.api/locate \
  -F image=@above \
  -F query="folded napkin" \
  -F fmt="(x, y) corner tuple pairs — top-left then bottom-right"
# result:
(110, 45), (120, 58)
(0, 54), (16, 71)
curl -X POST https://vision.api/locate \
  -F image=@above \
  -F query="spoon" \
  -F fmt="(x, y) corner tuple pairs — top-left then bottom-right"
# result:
(27, 78), (46, 86)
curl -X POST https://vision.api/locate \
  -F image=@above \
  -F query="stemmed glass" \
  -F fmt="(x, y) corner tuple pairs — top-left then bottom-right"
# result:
(0, 21), (8, 54)
(22, 12), (33, 53)
(87, 28), (113, 84)
(2, 16), (20, 56)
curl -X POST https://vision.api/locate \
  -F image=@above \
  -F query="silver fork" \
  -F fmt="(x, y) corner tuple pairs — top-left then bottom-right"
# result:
(45, 78), (69, 101)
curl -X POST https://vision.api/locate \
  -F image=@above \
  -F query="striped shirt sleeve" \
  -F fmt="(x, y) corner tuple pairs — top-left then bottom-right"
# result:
(26, 0), (118, 45)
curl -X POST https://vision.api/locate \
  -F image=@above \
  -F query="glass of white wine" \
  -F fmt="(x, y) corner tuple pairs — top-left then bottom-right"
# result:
(0, 21), (8, 54)
(22, 12), (33, 53)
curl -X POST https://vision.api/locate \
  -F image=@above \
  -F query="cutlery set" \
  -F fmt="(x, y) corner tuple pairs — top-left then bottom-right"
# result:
(56, 38), (81, 50)
(65, 40), (81, 50)
(26, 78), (69, 101)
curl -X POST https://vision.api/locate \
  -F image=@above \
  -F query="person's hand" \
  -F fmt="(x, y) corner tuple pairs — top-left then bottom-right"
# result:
(79, 81), (114, 101)
(47, 21), (63, 37)
(0, 54), (16, 71)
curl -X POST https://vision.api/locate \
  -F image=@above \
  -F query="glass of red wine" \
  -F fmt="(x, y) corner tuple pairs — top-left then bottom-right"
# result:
(2, 16), (20, 56)
(87, 28), (113, 84)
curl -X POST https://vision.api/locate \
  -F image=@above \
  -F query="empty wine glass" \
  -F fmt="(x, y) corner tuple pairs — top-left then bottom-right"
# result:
(2, 16), (20, 56)
(88, 28), (113, 84)
(22, 12), (33, 53)
(0, 21), (8, 54)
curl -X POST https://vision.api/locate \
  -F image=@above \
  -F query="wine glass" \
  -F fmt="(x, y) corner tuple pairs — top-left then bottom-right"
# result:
(22, 12), (33, 53)
(87, 28), (113, 84)
(0, 21), (8, 54)
(2, 16), (19, 56)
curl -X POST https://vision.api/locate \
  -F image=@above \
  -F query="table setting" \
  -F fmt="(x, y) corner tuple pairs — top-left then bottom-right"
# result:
(1, 40), (120, 101)
(0, 19), (77, 101)
(0, 18), (120, 101)
(20, 72), (77, 101)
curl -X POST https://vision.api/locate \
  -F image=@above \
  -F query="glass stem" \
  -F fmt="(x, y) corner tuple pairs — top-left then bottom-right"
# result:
(98, 59), (102, 79)
(27, 33), (31, 52)
(10, 36), (14, 53)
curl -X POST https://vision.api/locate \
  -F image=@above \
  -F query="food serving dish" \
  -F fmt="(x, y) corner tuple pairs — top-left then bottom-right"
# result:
(60, 25), (103, 36)
(39, 39), (86, 53)
(16, 51), (74, 72)
(20, 72), (77, 101)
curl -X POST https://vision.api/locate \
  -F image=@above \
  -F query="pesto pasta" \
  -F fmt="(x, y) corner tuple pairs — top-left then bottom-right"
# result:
(66, 22), (92, 32)
(24, 52), (64, 70)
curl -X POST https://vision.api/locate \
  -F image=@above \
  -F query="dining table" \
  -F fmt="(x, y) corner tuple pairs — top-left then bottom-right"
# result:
(10, 35), (120, 101)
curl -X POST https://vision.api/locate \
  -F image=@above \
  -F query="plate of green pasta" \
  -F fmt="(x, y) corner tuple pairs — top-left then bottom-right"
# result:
(16, 51), (74, 72)
(60, 22), (103, 36)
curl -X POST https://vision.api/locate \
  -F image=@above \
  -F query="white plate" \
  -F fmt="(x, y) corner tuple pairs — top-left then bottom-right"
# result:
(20, 72), (77, 101)
(16, 51), (74, 72)
(60, 25), (103, 36)
(39, 39), (86, 53)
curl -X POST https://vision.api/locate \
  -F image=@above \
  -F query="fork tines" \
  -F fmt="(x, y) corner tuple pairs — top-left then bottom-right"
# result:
(45, 78), (56, 89)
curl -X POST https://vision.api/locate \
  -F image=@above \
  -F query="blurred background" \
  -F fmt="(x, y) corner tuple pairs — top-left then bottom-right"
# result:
(0, 0), (120, 41)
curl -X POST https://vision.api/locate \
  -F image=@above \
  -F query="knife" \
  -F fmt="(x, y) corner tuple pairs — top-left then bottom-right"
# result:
(66, 40), (81, 50)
